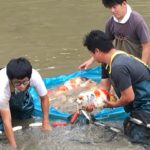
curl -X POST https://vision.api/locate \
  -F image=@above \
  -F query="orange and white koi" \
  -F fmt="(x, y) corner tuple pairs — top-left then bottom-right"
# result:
(47, 77), (96, 113)
(56, 77), (94, 94)
(76, 88), (117, 109)
(47, 77), (96, 100)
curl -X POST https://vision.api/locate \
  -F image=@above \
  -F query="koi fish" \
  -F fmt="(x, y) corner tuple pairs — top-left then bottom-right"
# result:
(47, 77), (96, 101)
(47, 77), (117, 113)
(54, 77), (95, 95)
(47, 77), (96, 113)
(76, 88), (117, 109)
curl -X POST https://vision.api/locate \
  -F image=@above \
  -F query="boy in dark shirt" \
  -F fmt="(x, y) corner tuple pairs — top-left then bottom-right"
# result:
(83, 30), (150, 145)
(79, 0), (150, 69)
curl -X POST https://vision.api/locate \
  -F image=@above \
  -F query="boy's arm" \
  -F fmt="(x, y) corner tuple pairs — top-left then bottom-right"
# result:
(78, 57), (95, 70)
(142, 42), (150, 64)
(40, 95), (52, 130)
(104, 86), (135, 107)
(100, 78), (111, 91)
(0, 108), (17, 148)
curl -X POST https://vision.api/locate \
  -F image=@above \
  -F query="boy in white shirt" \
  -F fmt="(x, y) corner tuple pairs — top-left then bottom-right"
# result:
(0, 57), (51, 148)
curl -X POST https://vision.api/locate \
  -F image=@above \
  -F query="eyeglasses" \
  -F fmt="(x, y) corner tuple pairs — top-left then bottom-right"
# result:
(12, 78), (30, 87)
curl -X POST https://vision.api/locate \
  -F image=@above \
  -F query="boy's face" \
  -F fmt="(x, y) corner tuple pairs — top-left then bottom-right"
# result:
(11, 77), (30, 91)
(109, 2), (127, 21)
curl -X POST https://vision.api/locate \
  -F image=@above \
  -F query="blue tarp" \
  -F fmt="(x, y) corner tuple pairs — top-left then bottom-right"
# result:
(30, 66), (128, 121)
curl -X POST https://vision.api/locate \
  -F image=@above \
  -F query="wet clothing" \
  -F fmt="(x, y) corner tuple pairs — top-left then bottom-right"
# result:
(124, 111), (150, 146)
(105, 5), (150, 65)
(9, 90), (34, 119)
(102, 52), (150, 145)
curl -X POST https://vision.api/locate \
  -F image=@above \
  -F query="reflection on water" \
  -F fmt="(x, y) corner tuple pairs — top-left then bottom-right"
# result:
(0, 0), (150, 149)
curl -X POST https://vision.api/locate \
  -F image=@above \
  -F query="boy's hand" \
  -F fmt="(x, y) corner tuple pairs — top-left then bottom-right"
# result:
(82, 103), (96, 112)
(42, 121), (52, 131)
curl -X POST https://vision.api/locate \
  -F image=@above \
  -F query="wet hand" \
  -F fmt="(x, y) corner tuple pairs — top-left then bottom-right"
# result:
(78, 57), (94, 70)
(10, 142), (17, 149)
(82, 103), (96, 112)
(78, 63), (88, 70)
(42, 122), (52, 131)
(103, 99), (114, 108)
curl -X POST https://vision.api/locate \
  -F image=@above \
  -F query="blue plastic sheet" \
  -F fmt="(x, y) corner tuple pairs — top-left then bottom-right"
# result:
(30, 66), (128, 121)
(43, 66), (102, 89)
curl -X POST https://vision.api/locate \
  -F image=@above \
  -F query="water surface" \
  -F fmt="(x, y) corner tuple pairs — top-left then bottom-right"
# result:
(0, 0), (149, 149)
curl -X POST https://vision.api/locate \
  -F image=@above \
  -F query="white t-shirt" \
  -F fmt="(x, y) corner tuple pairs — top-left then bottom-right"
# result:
(0, 68), (47, 109)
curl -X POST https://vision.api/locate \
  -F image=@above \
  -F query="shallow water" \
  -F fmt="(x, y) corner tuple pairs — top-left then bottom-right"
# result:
(0, 122), (145, 150)
(0, 0), (150, 149)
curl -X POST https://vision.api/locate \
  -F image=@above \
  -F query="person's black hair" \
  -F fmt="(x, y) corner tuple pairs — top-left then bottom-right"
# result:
(7, 57), (32, 80)
(83, 30), (114, 53)
(102, 0), (126, 8)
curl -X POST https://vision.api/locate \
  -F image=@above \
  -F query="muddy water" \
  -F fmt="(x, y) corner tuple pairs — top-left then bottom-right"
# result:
(0, 123), (145, 150)
(0, 0), (150, 149)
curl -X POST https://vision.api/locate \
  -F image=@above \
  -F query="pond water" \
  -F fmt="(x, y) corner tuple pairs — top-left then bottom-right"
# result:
(0, 0), (150, 149)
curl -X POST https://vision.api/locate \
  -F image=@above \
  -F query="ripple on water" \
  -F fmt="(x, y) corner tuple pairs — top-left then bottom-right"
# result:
(0, 122), (146, 150)
(0, 123), (142, 150)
